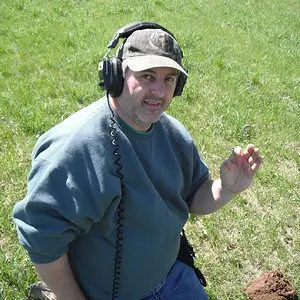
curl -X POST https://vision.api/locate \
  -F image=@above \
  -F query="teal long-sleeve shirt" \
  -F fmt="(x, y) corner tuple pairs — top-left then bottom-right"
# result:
(13, 97), (209, 300)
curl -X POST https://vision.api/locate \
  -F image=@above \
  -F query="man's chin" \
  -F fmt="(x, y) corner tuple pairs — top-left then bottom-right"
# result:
(143, 115), (161, 125)
(148, 111), (162, 121)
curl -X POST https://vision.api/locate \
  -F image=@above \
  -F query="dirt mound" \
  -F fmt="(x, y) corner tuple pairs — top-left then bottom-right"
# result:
(245, 271), (298, 300)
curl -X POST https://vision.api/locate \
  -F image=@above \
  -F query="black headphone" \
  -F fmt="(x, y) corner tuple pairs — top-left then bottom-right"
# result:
(98, 21), (188, 98)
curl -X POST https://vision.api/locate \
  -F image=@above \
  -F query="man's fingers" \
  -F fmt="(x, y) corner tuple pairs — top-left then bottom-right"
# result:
(243, 144), (257, 161)
(230, 145), (263, 172)
(243, 144), (255, 154)
(248, 147), (260, 164)
(231, 145), (261, 163)
(230, 146), (242, 161)
(250, 157), (263, 172)
(233, 146), (242, 155)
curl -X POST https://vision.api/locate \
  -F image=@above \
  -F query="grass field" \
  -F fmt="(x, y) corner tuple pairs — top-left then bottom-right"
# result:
(1, 0), (299, 299)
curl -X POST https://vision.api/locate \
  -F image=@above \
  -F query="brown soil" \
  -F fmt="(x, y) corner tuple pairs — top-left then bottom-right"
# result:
(245, 271), (298, 300)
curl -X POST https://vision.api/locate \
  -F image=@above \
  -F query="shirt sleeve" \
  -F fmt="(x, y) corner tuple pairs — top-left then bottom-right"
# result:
(13, 143), (121, 264)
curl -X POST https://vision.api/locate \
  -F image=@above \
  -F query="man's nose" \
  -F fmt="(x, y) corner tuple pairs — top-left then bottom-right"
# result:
(150, 79), (166, 97)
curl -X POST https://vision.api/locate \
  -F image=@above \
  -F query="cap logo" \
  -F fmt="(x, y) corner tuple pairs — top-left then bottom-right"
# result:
(150, 32), (176, 52)
(149, 32), (170, 50)
(149, 31), (180, 62)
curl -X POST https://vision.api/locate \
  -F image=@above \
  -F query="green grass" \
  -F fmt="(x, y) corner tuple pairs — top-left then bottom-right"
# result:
(1, 0), (299, 299)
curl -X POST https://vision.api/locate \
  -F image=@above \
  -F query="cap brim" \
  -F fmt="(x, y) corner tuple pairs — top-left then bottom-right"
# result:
(125, 55), (188, 76)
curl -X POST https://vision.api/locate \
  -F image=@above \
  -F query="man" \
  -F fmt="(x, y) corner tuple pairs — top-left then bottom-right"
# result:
(13, 22), (263, 300)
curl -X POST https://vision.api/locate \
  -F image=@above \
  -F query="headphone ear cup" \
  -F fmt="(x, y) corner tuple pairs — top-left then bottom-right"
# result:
(174, 73), (187, 97)
(109, 57), (124, 97)
(98, 57), (123, 97)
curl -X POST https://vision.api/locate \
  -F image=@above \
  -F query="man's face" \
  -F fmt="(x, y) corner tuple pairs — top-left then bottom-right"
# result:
(113, 67), (179, 132)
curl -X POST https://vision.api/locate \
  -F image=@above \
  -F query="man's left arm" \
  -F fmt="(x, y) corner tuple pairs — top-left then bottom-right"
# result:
(189, 144), (263, 215)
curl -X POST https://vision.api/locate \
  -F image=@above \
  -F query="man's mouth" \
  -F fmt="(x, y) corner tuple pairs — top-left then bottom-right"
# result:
(143, 98), (163, 110)
(144, 100), (160, 106)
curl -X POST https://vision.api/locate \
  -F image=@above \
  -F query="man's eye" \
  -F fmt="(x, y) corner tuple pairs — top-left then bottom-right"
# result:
(141, 74), (153, 80)
(166, 77), (176, 83)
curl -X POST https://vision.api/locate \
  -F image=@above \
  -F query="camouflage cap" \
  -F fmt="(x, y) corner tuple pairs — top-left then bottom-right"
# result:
(117, 29), (188, 76)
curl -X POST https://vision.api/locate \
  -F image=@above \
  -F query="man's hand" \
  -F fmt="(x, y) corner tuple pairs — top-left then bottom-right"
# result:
(190, 144), (263, 215)
(220, 144), (263, 194)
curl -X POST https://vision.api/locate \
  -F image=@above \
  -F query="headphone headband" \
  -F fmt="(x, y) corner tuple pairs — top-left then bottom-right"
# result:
(106, 21), (176, 50)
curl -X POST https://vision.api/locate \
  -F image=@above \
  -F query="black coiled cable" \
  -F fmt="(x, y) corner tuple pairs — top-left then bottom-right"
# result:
(106, 93), (206, 298)
(107, 93), (125, 300)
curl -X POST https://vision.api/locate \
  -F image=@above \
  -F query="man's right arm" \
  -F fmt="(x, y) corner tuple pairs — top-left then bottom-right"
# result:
(33, 253), (86, 300)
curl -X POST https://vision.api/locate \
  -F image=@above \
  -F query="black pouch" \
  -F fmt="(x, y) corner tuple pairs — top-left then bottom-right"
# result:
(177, 229), (207, 287)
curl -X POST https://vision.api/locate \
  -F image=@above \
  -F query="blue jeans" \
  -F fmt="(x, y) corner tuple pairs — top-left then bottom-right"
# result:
(140, 260), (208, 300)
